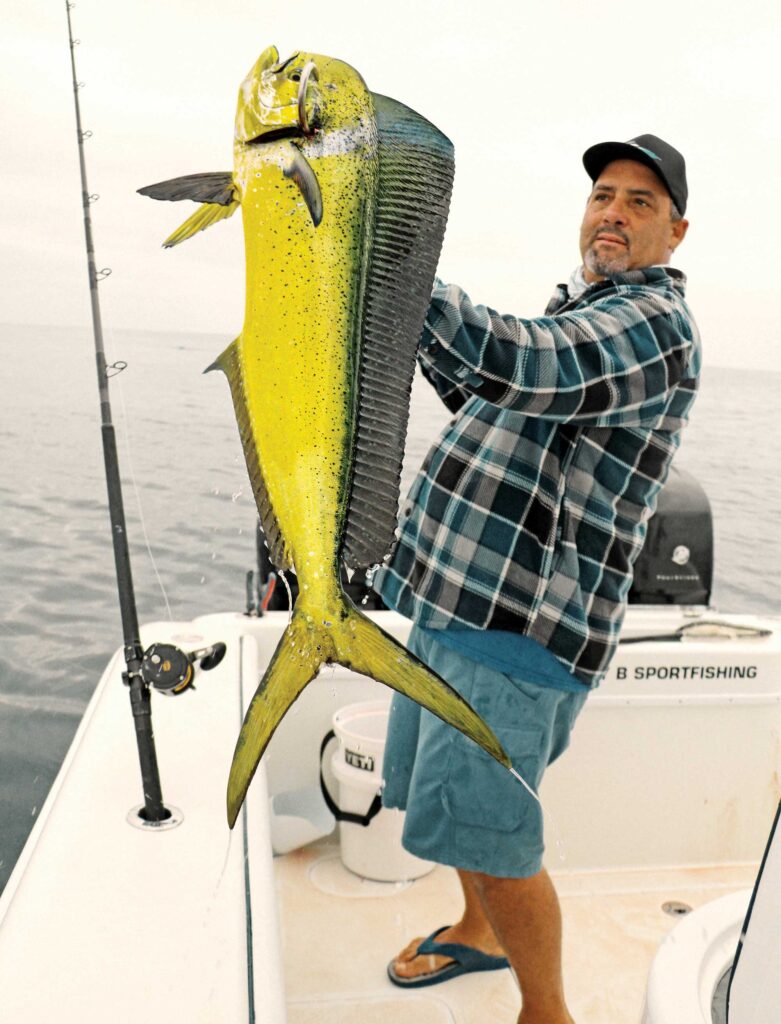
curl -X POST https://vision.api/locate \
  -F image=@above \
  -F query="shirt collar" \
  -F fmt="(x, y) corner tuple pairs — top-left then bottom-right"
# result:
(547, 265), (687, 316)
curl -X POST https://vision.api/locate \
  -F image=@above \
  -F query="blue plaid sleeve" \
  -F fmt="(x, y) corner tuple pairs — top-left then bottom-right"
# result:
(419, 273), (699, 425)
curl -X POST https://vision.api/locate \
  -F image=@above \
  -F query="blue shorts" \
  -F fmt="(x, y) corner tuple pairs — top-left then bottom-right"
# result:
(382, 626), (588, 878)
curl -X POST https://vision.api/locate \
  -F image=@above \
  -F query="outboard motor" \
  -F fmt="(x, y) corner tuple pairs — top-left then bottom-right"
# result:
(629, 465), (713, 605)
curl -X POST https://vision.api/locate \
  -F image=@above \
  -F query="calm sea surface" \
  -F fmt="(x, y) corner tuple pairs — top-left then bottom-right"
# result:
(1, 322), (780, 890)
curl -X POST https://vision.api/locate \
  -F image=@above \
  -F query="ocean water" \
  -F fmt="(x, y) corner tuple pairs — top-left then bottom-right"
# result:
(1, 322), (780, 891)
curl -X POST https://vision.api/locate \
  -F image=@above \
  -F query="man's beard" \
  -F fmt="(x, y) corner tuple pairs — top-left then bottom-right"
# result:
(584, 245), (631, 278)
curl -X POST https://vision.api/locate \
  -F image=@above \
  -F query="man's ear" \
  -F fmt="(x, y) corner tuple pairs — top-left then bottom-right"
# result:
(670, 217), (689, 252)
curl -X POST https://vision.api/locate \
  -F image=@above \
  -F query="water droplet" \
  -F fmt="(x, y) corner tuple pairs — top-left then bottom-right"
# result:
(213, 487), (221, 496)
(200, 576), (206, 584)
(231, 489), (243, 503)
(211, 552), (217, 561)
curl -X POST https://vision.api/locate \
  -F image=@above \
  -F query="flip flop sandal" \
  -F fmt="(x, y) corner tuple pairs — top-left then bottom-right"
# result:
(387, 925), (510, 988)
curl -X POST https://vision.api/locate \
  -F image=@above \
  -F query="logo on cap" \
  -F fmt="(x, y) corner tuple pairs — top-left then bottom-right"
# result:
(629, 142), (661, 162)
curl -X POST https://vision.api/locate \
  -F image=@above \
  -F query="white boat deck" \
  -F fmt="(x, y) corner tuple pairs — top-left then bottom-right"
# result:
(274, 841), (755, 1023)
(0, 609), (777, 1023)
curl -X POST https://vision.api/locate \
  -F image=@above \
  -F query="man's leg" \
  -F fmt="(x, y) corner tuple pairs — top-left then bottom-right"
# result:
(390, 866), (574, 1024)
(472, 867), (574, 1024)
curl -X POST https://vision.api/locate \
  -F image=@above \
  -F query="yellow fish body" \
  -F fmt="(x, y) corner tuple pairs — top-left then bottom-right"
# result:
(140, 46), (509, 827)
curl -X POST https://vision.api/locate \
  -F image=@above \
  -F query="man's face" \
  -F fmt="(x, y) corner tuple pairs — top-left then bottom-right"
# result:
(579, 159), (689, 282)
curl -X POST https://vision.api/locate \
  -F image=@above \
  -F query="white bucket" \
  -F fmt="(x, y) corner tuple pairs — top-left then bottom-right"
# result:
(330, 699), (433, 882)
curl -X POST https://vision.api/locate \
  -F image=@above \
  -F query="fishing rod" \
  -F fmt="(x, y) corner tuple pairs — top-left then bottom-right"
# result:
(64, 2), (224, 826)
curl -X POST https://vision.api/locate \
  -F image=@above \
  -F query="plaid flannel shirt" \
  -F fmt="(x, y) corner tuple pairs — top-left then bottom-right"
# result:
(374, 266), (701, 686)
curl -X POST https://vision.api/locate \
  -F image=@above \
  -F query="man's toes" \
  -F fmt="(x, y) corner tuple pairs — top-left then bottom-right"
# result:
(394, 952), (446, 978)
(396, 936), (426, 964)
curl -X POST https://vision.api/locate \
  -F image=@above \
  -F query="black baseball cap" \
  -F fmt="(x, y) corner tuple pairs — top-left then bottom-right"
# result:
(582, 134), (688, 216)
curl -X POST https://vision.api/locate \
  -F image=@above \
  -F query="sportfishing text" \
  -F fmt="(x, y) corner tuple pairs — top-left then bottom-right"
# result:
(616, 664), (758, 680)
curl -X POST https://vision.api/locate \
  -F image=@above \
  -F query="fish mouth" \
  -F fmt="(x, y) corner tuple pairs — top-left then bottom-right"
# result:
(243, 125), (303, 146)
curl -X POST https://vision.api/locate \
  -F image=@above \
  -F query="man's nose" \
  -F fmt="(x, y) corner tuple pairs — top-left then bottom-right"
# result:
(601, 199), (627, 224)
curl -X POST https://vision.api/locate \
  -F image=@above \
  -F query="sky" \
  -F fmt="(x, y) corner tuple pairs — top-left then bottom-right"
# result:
(3, 0), (780, 369)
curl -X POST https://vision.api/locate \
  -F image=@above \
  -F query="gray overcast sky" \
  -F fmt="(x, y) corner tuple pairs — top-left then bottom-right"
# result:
(3, 0), (780, 368)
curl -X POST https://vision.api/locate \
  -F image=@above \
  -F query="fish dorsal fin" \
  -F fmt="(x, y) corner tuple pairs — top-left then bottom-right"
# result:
(138, 172), (237, 206)
(341, 94), (454, 571)
(163, 200), (240, 248)
(206, 339), (293, 572)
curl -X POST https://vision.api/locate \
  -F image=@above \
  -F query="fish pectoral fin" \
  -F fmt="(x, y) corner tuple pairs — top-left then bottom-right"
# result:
(138, 171), (237, 206)
(162, 199), (240, 248)
(227, 611), (325, 828)
(281, 144), (323, 227)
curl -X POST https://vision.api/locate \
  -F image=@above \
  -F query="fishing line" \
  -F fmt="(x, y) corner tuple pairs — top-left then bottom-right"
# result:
(199, 830), (235, 1016)
(278, 570), (294, 624)
(104, 326), (173, 621)
(508, 763), (568, 865)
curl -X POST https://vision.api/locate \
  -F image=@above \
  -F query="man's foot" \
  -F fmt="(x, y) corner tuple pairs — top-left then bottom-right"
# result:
(390, 923), (506, 983)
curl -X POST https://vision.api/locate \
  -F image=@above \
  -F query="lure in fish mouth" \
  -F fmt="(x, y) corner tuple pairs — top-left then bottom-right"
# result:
(139, 45), (511, 828)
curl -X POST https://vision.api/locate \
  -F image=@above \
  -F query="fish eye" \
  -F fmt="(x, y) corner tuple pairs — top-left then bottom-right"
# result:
(289, 69), (303, 82)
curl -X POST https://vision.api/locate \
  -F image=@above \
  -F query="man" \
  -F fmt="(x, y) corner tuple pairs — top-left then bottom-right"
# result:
(372, 135), (700, 1024)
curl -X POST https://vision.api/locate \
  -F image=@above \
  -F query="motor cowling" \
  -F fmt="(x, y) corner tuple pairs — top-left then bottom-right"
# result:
(629, 465), (713, 605)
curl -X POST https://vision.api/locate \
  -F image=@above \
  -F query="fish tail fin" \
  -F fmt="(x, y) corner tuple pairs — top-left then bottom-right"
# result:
(226, 596), (510, 828)
(227, 607), (323, 828)
(332, 602), (510, 772)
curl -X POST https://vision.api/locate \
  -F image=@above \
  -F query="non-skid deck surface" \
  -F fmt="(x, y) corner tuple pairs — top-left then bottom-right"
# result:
(275, 842), (756, 1024)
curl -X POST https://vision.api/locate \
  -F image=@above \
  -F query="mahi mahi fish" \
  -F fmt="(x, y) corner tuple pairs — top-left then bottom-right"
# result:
(140, 45), (510, 827)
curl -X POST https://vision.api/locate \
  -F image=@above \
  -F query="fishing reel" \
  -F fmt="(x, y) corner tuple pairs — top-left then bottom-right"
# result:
(140, 641), (227, 696)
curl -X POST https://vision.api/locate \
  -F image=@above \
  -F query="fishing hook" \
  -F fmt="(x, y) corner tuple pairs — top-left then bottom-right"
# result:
(297, 61), (319, 135)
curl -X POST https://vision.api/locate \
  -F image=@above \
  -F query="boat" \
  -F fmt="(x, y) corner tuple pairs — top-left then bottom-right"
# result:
(5, 11), (776, 1021)
(1, 465), (780, 1022)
